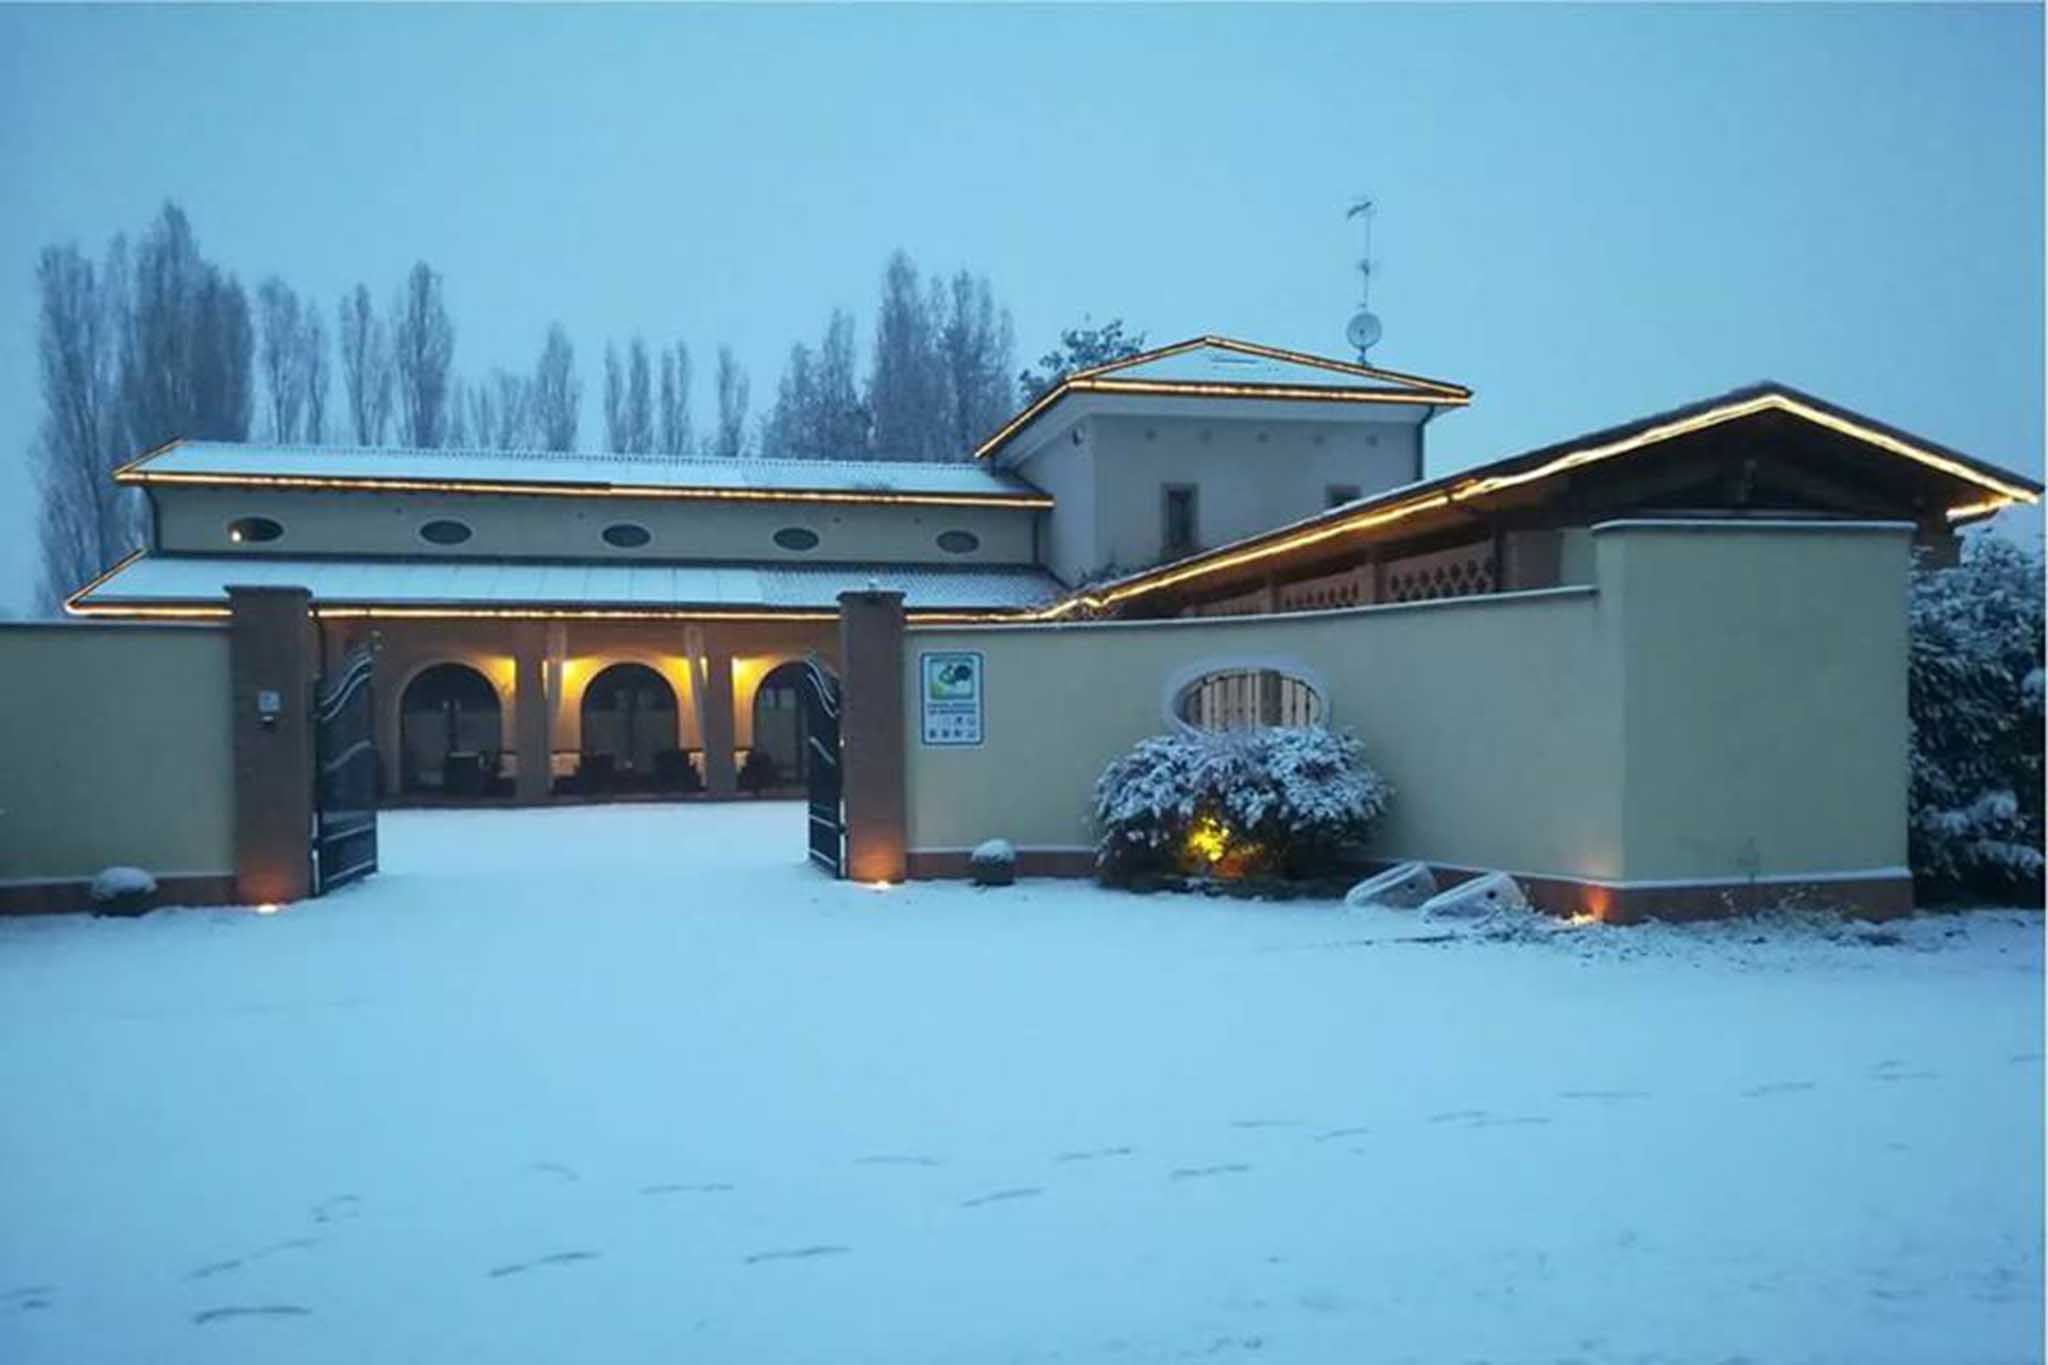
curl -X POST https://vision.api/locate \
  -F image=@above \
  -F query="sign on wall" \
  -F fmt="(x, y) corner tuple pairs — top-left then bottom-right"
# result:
(919, 650), (984, 747)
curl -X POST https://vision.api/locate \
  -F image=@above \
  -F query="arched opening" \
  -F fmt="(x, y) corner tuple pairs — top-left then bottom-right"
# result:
(746, 661), (814, 791)
(399, 663), (505, 797)
(579, 663), (681, 793)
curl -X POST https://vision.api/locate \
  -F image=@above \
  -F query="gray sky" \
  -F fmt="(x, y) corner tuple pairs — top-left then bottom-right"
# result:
(2, 2), (2040, 615)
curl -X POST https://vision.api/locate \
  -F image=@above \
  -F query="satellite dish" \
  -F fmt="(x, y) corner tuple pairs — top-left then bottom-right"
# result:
(1346, 309), (1382, 355)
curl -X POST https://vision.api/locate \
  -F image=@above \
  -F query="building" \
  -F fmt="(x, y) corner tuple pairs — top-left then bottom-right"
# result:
(66, 335), (2040, 810)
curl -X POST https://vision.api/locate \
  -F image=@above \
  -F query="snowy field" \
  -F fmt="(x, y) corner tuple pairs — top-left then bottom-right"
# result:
(1, 804), (2040, 1365)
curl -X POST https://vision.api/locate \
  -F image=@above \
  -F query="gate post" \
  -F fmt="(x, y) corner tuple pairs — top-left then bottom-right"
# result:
(512, 622), (550, 804)
(227, 586), (317, 905)
(838, 590), (907, 884)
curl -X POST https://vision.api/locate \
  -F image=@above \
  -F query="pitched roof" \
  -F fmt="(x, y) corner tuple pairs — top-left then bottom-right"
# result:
(974, 335), (1470, 463)
(67, 552), (1063, 621)
(1027, 381), (2043, 620)
(115, 440), (1050, 507)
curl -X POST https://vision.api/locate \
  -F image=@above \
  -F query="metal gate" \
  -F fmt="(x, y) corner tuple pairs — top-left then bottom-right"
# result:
(313, 646), (379, 894)
(801, 657), (844, 877)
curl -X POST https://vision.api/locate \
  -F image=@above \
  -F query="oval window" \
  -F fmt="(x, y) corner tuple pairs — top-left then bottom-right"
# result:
(227, 516), (283, 544)
(936, 530), (980, 555)
(418, 519), (473, 546)
(602, 523), (652, 548)
(773, 527), (820, 552)
(1173, 667), (1325, 733)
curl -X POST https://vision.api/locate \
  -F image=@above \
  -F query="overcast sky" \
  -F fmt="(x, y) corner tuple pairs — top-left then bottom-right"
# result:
(1, 2), (2040, 615)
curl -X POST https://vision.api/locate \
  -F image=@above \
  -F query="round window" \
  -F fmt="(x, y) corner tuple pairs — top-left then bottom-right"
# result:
(602, 523), (652, 548)
(227, 516), (283, 544)
(936, 530), (980, 555)
(418, 519), (473, 546)
(773, 527), (820, 552)
(1172, 667), (1326, 733)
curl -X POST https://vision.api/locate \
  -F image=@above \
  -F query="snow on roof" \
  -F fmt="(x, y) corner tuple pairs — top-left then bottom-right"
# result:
(1082, 338), (1468, 395)
(122, 441), (1047, 502)
(73, 553), (1064, 614)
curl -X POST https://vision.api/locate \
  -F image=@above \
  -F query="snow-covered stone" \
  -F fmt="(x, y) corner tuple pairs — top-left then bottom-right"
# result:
(1344, 861), (1437, 910)
(1418, 871), (1528, 922)
(88, 866), (156, 903)
(970, 838), (1016, 887)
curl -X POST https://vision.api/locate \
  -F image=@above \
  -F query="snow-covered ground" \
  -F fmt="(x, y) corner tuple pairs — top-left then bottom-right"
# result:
(1, 804), (2040, 1364)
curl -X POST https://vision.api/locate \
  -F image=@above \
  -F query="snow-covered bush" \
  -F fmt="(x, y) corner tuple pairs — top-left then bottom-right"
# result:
(1092, 726), (1390, 881)
(1909, 536), (2044, 902)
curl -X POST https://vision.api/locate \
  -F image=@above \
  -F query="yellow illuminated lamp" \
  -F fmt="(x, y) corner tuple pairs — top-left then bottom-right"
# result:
(254, 902), (282, 916)
(1184, 817), (1232, 867)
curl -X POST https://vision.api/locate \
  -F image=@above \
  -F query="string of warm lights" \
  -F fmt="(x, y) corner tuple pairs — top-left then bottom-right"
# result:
(1018, 390), (2037, 619)
(114, 467), (1054, 510)
(971, 334), (1472, 461)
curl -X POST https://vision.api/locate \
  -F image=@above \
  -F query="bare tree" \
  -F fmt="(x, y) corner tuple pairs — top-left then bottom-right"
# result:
(256, 277), (328, 442)
(467, 368), (535, 449)
(338, 283), (393, 444)
(120, 203), (252, 450)
(625, 338), (654, 454)
(603, 342), (625, 451)
(658, 341), (692, 456)
(532, 323), (580, 451)
(391, 262), (455, 447)
(867, 250), (940, 459)
(31, 240), (137, 612)
(938, 270), (1014, 457)
(714, 345), (749, 458)
(303, 306), (329, 442)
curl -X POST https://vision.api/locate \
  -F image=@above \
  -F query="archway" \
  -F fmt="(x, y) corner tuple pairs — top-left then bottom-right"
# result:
(749, 660), (814, 790)
(580, 662), (680, 791)
(399, 663), (504, 797)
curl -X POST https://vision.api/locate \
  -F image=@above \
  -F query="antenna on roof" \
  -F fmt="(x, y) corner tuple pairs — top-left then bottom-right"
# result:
(1344, 195), (1382, 363)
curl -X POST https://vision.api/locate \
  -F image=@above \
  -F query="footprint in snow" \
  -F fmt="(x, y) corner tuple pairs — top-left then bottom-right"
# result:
(487, 1250), (601, 1278)
(1426, 1109), (1489, 1124)
(187, 1237), (319, 1280)
(1054, 1146), (1134, 1163)
(1740, 1081), (1816, 1098)
(1558, 1089), (1648, 1102)
(1463, 1115), (1551, 1129)
(743, 1245), (850, 1265)
(1171, 1164), (1251, 1181)
(2007, 1051), (2043, 1064)
(527, 1162), (579, 1182)
(188, 1259), (244, 1280)
(854, 1154), (944, 1168)
(960, 1186), (1043, 1208)
(1228, 1119), (1304, 1130)
(311, 1195), (359, 1224)
(191, 1305), (311, 1325)
(1867, 1063), (1938, 1082)
(5, 1285), (54, 1313)
(1312, 1126), (1371, 1142)
(640, 1182), (734, 1196)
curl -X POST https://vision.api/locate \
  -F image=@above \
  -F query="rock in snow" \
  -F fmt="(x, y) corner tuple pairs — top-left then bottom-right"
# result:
(1344, 861), (1438, 909)
(1418, 870), (1528, 922)
(970, 838), (1016, 887)
(88, 865), (157, 902)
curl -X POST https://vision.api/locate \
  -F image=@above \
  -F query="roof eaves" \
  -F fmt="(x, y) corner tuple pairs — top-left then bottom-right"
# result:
(1024, 382), (2042, 618)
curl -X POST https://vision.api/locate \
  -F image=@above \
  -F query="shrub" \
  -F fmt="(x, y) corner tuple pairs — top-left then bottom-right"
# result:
(1908, 536), (2044, 903)
(1093, 726), (1390, 882)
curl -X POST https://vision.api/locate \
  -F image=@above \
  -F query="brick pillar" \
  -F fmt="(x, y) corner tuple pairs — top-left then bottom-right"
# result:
(839, 590), (907, 883)
(700, 631), (737, 797)
(228, 586), (318, 905)
(513, 623), (550, 804)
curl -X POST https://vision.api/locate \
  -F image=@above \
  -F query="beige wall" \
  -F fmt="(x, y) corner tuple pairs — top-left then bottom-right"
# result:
(1600, 522), (1910, 881)
(156, 486), (1038, 567)
(1017, 407), (1419, 584)
(0, 623), (236, 883)
(901, 522), (1910, 889)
